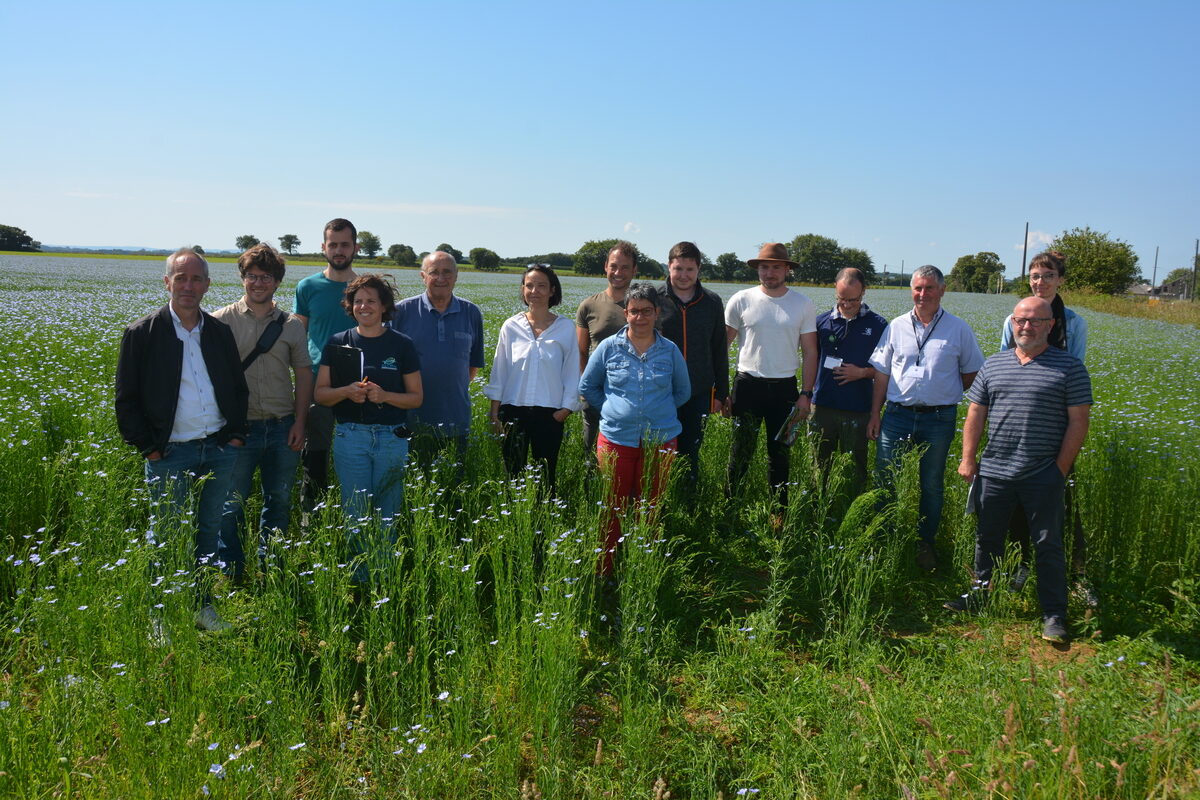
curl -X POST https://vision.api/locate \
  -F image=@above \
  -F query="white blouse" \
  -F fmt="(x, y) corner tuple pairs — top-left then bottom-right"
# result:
(483, 312), (581, 411)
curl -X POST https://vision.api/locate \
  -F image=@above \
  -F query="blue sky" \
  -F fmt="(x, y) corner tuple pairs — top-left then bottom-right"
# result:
(3, 1), (1196, 279)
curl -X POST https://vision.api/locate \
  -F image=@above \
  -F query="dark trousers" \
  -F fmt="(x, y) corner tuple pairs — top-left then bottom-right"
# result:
(409, 428), (468, 482)
(498, 404), (566, 494)
(810, 405), (870, 491)
(727, 374), (799, 505)
(974, 463), (1068, 618)
(675, 393), (710, 482)
(1008, 470), (1087, 574)
(300, 403), (335, 514)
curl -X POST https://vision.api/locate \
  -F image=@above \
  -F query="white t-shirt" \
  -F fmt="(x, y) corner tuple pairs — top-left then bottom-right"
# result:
(725, 287), (817, 378)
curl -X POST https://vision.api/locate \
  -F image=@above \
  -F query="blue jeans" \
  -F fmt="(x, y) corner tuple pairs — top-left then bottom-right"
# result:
(875, 403), (957, 545)
(333, 422), (409, 581)
(145, 435), (241, 572)
(219, 416), (301, 576)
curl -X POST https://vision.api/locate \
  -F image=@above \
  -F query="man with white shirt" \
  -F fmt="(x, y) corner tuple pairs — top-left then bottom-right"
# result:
(116, 248), (248, 631)
(867, 265), (984, 571)
(725, 242), (819, 510)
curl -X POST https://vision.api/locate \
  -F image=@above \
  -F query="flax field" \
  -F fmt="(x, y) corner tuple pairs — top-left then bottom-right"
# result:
(1, 254), (1197, 798)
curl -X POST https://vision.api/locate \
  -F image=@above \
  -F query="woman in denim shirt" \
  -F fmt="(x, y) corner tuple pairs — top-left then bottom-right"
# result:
(579, 283), (690, 574)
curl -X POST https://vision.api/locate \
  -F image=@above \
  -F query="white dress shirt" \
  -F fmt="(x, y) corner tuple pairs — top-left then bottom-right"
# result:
(168, 305), (226, 442)
(483, 312), (581, 411)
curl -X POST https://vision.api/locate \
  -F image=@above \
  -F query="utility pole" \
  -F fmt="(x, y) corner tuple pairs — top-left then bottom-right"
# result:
(1151, 246), (1159, 290)
(1020, 221), (1030, 278)
(1192, 239), (1198, 301)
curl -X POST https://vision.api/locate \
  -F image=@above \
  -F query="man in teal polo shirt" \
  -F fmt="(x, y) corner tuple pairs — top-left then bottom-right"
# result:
(294, 218), (358, 514)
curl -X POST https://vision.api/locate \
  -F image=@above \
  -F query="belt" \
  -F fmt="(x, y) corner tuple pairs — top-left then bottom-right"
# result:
(736, 372), (796, 384)
(889, 402), (956, 413)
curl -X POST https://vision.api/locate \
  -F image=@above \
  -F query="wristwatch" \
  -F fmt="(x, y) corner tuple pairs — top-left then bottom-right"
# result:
(799, 390), (813, 399)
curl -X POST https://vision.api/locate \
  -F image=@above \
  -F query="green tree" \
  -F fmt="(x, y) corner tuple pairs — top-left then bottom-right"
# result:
(1049, 226), (1140, 295)
(1162, 267), (1192, 286)
(573, 239), (650, 276)
(712, 252), (750, 282)
(388, 243), (418, 266)
(637, 256), (664, 279)
(469, 247), (501, 271)
(790, 233), (843, 284)
(436, 243), (464, 263)
(947, 252), (1005, 293)
(358, 231), (382, 259)
(192, 245), (205, 255)
(0, 225), (40, 252)
(278, 234), (300, 255)
(235, 234), (260, 251)
(840, 247), (877, 284)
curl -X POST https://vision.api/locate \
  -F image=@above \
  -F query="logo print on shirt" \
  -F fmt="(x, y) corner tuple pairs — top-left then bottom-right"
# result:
(381, 357), (398, 371)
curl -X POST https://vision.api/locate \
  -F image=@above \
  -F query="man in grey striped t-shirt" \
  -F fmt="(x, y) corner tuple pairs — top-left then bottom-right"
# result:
(945, 296), (1092, 643)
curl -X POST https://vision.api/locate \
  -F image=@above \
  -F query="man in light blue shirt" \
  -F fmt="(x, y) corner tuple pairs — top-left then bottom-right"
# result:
(389, 250), (485, 472)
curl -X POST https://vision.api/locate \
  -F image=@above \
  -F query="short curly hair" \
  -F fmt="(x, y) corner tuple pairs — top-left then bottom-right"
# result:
(342, 274), (398, 322)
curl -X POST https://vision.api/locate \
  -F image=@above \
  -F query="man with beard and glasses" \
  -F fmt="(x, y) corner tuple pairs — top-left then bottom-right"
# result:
(294, 218), (359, 517)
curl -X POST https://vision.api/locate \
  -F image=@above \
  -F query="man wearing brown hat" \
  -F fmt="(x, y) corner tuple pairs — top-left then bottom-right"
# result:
(724, 242), (818, 510)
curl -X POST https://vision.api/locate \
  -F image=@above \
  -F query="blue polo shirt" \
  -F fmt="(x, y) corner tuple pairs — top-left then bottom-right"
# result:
(389, 293), (484, 435)
(814, 304), (888, 413)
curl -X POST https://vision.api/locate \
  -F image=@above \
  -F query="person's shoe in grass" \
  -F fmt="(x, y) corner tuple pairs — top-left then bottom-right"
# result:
(1041, 615), (1068, 643)
(195, 604), (232, 633)
(915, 541), (937, 572)
(1009, 563), (1032, 592)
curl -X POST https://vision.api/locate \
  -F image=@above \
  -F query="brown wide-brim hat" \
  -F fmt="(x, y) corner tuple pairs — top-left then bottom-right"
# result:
(747, 242), (799, 269)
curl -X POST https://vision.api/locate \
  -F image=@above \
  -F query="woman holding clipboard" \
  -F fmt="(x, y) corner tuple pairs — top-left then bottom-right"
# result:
(314, 274), (421, 580)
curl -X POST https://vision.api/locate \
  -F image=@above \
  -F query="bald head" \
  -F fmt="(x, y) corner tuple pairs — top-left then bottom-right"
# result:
(1011, 296), (1054, 354)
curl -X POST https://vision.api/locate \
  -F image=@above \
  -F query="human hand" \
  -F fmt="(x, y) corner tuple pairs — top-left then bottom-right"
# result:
(552, 408), (571, 424)
(866, 416), (880, 441)
(958, 458), (978, 483)
(832, 364), (865, 385)
(363, 381), (385, 404)
(287, 421), (306, 451)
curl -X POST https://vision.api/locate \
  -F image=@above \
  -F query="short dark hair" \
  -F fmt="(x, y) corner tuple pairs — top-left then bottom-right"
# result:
(624, 282), (658, 309)
(834, 267), (867, 289)
(237, 243), (286, 282)
(324, 218), (357, 244)
(1029, 250), (1066, 277)
(607, 240), (638, 266)
(668, 241), (702, 265)
(342, 274), (398, 322)
(521, 264), (563, 307)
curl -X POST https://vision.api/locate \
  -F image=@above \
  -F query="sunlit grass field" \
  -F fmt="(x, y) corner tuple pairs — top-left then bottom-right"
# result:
(1, 255), (1197, 798)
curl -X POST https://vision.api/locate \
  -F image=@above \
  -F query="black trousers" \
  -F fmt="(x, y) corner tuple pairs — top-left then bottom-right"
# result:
(498, 404), (565, 494)
(675, 393), (710, 482)
(727, 373), (799, 505)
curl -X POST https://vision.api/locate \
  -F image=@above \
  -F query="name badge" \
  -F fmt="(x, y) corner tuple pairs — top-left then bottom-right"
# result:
(824, 355), (843, 370)
(903, 364), (927, 380)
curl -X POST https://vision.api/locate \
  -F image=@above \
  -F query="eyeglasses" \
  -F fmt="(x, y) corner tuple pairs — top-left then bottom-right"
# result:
(836, 295), (863, 305)
(1012, 317), (1052, 327)
(626, 307), (656, 317)
(243, 274), (277, 284)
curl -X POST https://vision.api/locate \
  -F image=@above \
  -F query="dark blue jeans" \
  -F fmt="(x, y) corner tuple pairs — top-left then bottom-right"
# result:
(145, 435), (241, 572)
(875, 402), (957, 545)
(973, 462), (1068, 618)
(219, 416), (301, 576)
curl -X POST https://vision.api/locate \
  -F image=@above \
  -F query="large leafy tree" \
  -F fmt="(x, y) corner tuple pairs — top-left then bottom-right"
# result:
(469, 247), (501, 271)
(840, 247), (877, 283)
(572, 239), (649, 277)
(388, 243), (418, 266)
(235, 234), (260, 251)
(1049, 227), (1140, 295)
(435, 243), (464, 263)
(711, 252), (753, 282)
(947, 252), (1005, 293)
(787, 233), (876, 285)
(358, 231), (382, 259)
(0, 225), (40, 251)
(278, 234), (300, 255)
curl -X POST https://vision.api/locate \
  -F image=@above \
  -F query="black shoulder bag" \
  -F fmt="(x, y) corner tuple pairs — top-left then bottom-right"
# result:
(241, 311), (290, 371)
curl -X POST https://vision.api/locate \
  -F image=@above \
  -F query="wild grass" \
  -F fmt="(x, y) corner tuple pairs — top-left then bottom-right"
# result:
(1, 255), (1198, 797)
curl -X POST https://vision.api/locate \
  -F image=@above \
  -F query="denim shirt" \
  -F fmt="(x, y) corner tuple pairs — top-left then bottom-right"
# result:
(579, 326), (691, 448)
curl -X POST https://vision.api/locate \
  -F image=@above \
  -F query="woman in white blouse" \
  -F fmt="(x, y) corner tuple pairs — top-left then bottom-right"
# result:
(484, 265), (581, 493)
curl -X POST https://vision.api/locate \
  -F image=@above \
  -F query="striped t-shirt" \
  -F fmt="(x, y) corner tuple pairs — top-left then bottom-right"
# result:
(967, 347), (1092, 481)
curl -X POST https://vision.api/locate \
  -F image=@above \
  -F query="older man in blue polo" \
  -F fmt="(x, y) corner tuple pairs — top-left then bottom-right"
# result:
(945, 296), (1092, 643)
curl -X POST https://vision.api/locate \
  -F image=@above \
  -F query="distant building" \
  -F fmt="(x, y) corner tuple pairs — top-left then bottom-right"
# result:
(1127, 282), (1154, 297)
(1156, 276), (1194, 300)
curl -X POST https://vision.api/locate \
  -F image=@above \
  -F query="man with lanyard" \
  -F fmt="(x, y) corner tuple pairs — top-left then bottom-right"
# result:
(389, 250), (485, 472)
(946, 296), (1092, 643)
(294, 218), (359, 517)
(811, 267), (888, 493)
(725, 242), (818, 512)
(214, 243), (311, 580)
(115, 248), (247, 632)
(576, 241), (636, 456)
(868, 265), (984, 571)
(654, 241), (729, 483)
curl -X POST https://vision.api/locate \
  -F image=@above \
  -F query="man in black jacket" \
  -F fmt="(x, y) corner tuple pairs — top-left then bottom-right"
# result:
(655, 241), (729, 482)
(115, 248), (248, 632)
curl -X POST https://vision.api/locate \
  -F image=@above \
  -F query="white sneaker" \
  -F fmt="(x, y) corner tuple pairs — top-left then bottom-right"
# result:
(195, 604), (232, 633)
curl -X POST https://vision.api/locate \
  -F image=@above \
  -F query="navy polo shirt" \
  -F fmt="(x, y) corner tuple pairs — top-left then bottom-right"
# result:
(389, 293), (484, 435)
(813, 304), (888, 413)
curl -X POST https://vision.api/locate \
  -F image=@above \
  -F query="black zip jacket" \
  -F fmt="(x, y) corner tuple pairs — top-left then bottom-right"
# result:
(115, 305), (249, 457)
(655, 281), (730, 403)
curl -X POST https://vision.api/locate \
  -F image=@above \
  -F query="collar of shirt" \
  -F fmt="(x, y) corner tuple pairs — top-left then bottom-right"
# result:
(168, 303), (205, 336)
(831, 303), (872, 321)
(419, 292), (460, 316)
(234, 298), (282, 318)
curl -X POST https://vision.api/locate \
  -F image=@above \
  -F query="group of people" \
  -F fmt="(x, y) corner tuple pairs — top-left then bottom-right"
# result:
(115, 221), (1092, 642)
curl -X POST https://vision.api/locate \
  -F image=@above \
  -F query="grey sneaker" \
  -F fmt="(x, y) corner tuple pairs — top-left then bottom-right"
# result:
(1009, 563), (1032, 592)
(915, 542), (937, 572)
(1041, 615), (1068, 643)
(195, 604), (232, 633)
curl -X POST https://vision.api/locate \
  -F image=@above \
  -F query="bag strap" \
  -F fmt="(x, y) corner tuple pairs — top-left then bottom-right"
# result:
(241, 311), (289, 371)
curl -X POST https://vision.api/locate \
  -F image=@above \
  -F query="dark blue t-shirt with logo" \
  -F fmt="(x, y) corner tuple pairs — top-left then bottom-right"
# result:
(323, 328), (421, 425)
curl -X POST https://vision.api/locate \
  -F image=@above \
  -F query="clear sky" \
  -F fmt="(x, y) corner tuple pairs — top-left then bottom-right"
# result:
(3, 1), (1196, 279)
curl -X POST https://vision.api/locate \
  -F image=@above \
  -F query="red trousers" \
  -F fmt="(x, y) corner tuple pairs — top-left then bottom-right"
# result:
(596, 433), (677, 575)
